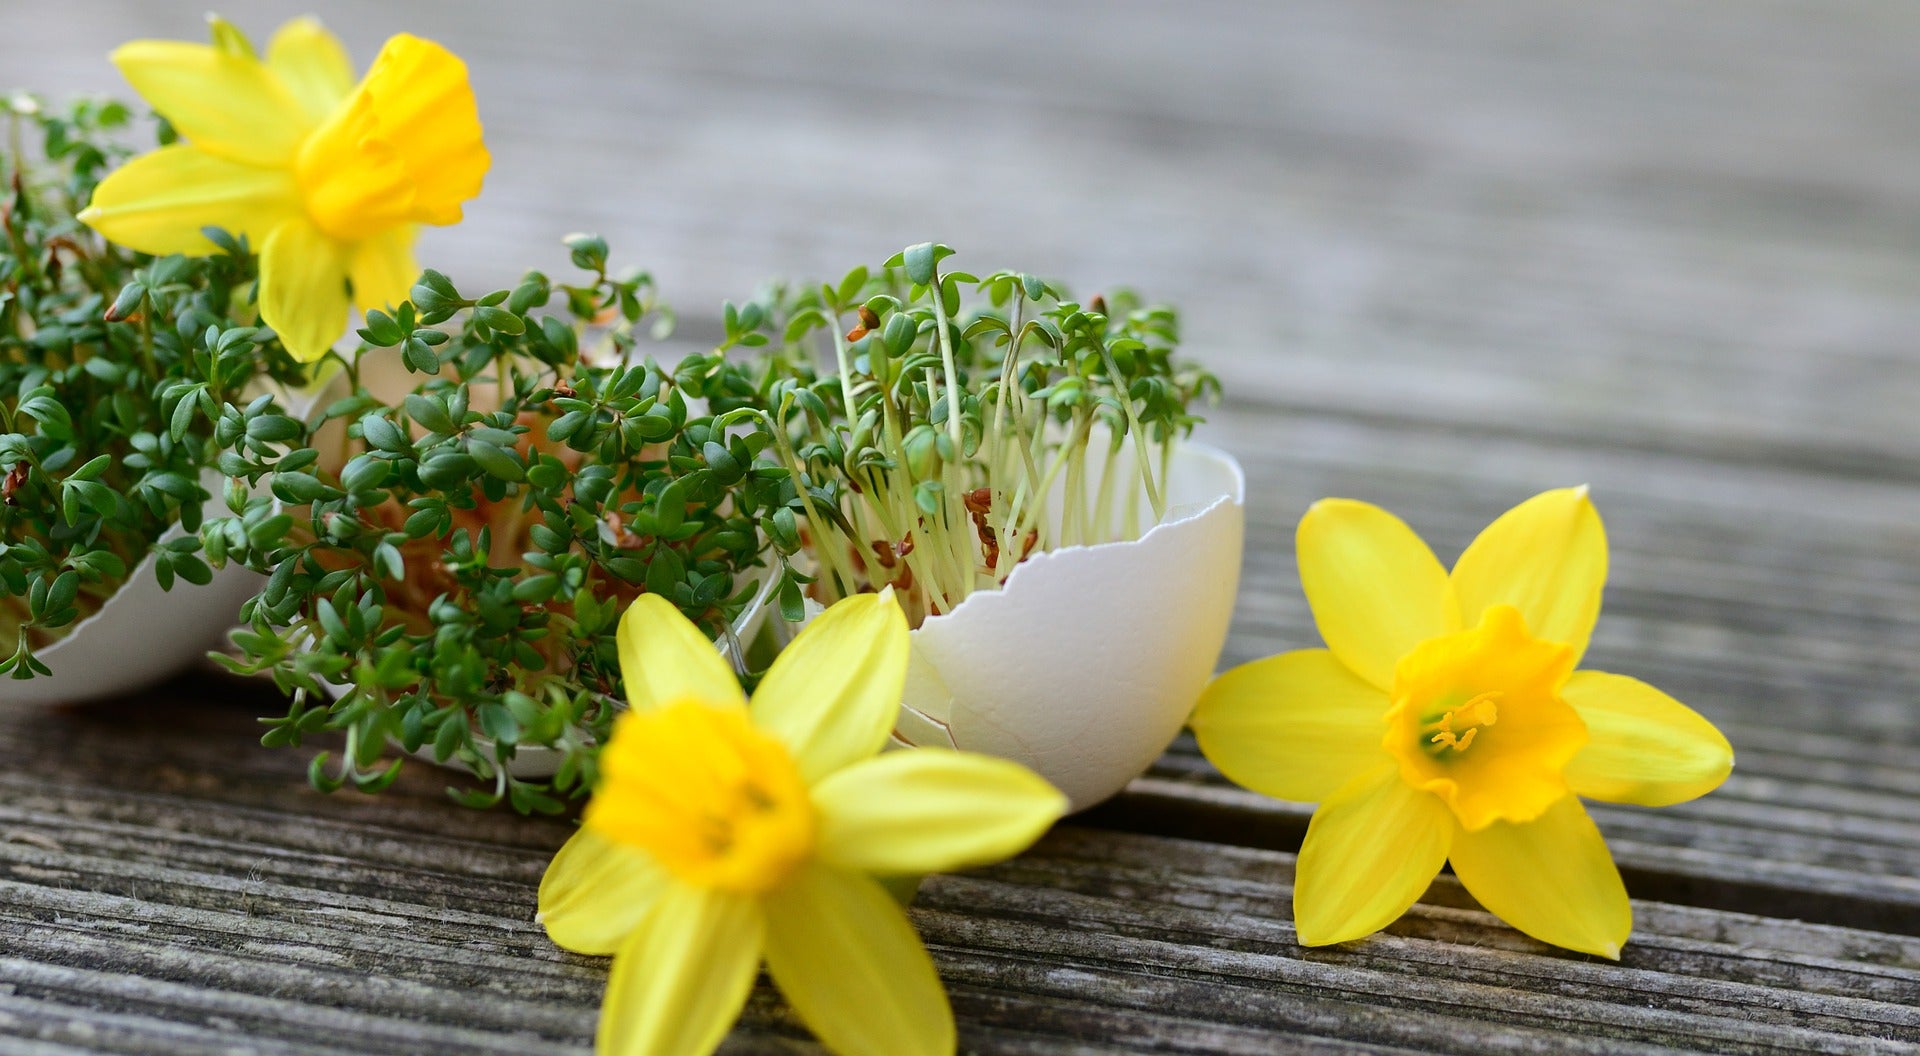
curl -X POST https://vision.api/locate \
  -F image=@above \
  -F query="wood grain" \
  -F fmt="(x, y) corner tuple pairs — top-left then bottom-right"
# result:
(5, 0), (1919, 1051)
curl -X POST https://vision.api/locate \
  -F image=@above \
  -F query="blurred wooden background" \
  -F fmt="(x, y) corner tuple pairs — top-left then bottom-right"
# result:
(5, 1), (1920, 1052)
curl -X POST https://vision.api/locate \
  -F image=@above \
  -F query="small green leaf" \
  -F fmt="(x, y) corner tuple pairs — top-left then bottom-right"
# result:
(778, 576), (805, 623)
(404, 394), (457, 434)
(468, 441), (525, 482)
(245, 415), (303, 443)
(645, 546), (685, 598)
(564, 233), (609, 272)
(70, 454), (112, 482)
(359, 415), (410, 453)
(702, 441), (741, 484)
(478, 703), (520, 744)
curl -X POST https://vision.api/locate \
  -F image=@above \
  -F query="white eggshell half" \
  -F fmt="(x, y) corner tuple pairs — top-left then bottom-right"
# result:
(2, 471), (262, 707)
(897, 441), (1245, 811)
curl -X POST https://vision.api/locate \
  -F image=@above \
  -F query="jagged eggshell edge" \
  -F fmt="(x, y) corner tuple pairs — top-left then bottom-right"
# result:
(900, 442), (1245, 811)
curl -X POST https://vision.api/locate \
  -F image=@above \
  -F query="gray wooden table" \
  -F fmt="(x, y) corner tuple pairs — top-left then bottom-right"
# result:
(6, 1), (1920, 1052)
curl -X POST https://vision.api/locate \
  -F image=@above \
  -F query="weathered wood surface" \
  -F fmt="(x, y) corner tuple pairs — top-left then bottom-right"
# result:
(7, 0), (1920, 1052)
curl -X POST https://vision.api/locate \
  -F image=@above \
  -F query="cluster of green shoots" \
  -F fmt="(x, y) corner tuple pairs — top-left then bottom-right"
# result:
(204, 237), (784, 813)
(739, 244), (1219, 628)
(0, 93), (286, 678)
(2, 95), (1221, 815)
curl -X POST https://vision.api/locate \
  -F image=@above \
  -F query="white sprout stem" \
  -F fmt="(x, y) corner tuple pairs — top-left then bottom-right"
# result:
(1098, 348), (1165, 524)
(929, 270), (964, 453)
(826, 311), (860, 424)
(1092, 439), (1121, 540)
(767, 410), (855, 602)
(1016, 411), (1091, 550)
(876, 394), (950, 619)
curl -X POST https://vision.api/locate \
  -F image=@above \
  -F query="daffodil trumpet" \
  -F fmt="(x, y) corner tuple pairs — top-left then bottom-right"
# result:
(538, 590), (1068, 1056)
(1190, 487), (1733, 958)
(78, 15), (489, 364)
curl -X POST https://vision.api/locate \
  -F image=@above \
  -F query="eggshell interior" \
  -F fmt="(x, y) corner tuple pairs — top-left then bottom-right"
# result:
(3, 473), (262, 707)
(897, 441), (1245, 811)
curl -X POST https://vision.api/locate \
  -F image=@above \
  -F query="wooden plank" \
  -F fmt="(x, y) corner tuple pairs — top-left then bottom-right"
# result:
(929, 829), (1920, 1053)
(0, 673), (1915, 1054)
(4, 693), (1919, 1056)
(10, 0), (1920, 462)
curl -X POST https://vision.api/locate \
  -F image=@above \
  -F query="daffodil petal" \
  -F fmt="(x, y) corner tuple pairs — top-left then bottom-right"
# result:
(258, 218), (351, 364)
(1298, 499), (1459, 689)
(599, 885), (764, 1056)
(354, 34), (490, 223)
(1449, 794), (1631, 959)
(1562, 671), (1733, 807)
(536, 828), (669, 956)
(348, 225), (420, 313)
(751, 592), (908, 783)
(77, 144), (300, 256)
(1293, 764), (1452, 946)
(811, 750), (1067, 875)
(764, 862), (953, 1056)
(1451, 487), (1607, 666)
(112, 41), (313, 166)
(616, 593), (746, 711)
(266, 17), (356, 122)
(1190, 649), (1392, 802)
(293, 34), (487, 241)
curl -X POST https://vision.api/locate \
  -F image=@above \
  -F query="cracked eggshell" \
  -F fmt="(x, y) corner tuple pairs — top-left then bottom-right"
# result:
(897, 441), (1245, 812)
(4, 371), (333, 709)
(3, 471), (262, 707)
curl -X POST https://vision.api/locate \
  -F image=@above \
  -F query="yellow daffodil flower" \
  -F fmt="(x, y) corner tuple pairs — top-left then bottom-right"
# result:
(539, 591), (1068, 1056)
(1190, 487), (1733, 958)
(78, 16), (488, 363)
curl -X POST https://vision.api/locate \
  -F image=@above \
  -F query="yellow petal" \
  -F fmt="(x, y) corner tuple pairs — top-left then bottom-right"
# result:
(1562, 671), (1733, 807)
(1189, 649), (1392, 802)
(811, 750), (1067, 875)
(751, 592), (908, 783)
(599, 885), (764, 1056)
(1451, 486), (1608, 666)
(111, 40), (313, 167)
(1297, 499), (1459, 690)
(355, 34), (489, 221)
(1448, 794), (1630, 958)
(536, 828), (669, 956)
(266, 17), (355, 122)
(295, 34), (488, 241)
(764, 862), (953, 1056)
(258, 218), (351, 364)
(348, 225), (420, 312)
(205, 16), (259, 61)
(616, 594), (746, 711)
(1293, 764), (1452, 946)
(78, 144), (300, 256)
